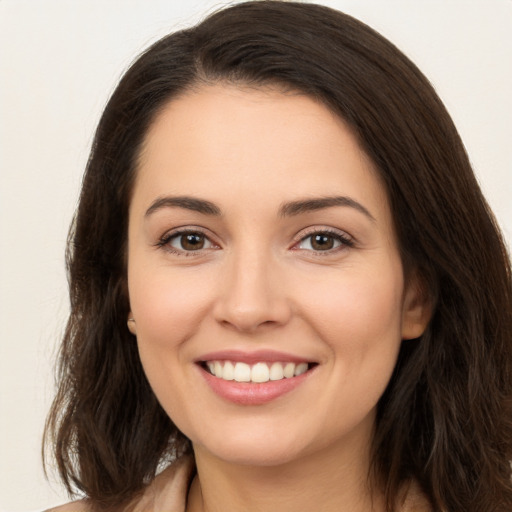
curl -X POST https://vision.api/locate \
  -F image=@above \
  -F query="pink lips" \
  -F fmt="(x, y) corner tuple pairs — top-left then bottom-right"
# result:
(196, 350), (316, 406)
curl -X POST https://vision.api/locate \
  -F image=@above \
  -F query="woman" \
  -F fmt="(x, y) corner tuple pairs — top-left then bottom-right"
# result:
(44, 1), (512, 511)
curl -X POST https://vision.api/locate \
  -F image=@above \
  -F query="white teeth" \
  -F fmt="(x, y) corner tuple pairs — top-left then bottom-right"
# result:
(283, 362), (295, 378)
(214, 361), (223, 378)
(205, 360), (311, 383)
(222, 361), (235, 380)
(294, 362), (308, 376)
(269, 362), (284, 381)
(251, 362), (270, 383)
(233, 362), (251, 382)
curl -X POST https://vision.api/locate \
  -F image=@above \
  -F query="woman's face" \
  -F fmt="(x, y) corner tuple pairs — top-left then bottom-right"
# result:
(127, 84), (428, 467)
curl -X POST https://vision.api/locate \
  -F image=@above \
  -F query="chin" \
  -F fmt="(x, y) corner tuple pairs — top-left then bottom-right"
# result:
(190, 422), (314, 467)
(199, 441), (304, 467)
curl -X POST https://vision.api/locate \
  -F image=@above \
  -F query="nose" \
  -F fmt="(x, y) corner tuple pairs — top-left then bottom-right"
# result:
(213, 249), (292, 333)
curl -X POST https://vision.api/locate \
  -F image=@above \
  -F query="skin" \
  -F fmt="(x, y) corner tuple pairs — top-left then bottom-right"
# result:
(123, 84), (430, 512)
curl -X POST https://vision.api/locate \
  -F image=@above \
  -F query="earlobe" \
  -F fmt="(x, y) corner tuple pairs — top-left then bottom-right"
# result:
(401, 273), (433, 340)
(127, 314), (137, 335)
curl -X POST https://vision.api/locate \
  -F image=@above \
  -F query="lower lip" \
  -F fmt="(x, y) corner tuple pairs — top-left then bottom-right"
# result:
(199, 365), (314, 405)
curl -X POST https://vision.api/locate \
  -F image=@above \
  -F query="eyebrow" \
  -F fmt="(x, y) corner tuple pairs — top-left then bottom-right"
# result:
(145, 196), (222, 217)
(144, 194), (375, 222)
(279, 196), (375, 221)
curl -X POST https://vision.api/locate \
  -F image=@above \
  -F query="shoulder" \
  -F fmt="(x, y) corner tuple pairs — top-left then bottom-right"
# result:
(43, 456), (195, 512)
(45, 500), (89, 512)
(44, 457), (195, 512)
(400, 480), (433, 512)
(132, 454), (195, 511)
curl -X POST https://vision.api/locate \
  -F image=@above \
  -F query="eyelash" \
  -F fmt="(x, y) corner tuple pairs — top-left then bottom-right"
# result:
(292, 227), (354, 254)
(156, 228), (216, 256)
(156, 227), (354, 256)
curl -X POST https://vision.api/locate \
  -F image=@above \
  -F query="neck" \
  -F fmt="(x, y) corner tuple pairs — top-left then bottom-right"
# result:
(187, 429), (384, 512)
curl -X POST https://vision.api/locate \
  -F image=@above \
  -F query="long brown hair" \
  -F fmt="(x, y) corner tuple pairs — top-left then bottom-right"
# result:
(44, 2), (512, 510)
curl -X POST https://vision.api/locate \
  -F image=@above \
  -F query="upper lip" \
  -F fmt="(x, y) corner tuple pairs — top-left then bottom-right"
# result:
(195, 349), (316, 365)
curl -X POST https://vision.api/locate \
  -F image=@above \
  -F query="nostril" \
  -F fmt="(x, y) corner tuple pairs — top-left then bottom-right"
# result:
(212, 274), (292, 332)
(218, 316), (280, 333)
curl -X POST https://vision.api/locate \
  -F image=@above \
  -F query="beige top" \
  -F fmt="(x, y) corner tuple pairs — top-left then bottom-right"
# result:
(131, 456), (433, 512)
(48, 455), (432, 512)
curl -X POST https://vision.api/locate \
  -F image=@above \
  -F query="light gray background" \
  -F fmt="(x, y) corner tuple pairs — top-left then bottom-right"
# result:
(1, 1), (511, 510)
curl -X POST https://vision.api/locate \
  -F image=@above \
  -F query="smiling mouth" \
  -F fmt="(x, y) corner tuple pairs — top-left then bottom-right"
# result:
(201, 360), (316, 383)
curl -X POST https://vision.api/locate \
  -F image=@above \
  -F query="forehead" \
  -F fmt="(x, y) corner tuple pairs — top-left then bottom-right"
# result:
(133, 84), (389, 221)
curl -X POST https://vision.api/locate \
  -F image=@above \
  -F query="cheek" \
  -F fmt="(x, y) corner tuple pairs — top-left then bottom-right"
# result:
(127, 265), (217, 410)
(299, 261), (405, 408)
(129, 265), (214, 347)
(305, 269), (404, 343)
(302, 268), (404, 420)
(128, 268), (214, 423)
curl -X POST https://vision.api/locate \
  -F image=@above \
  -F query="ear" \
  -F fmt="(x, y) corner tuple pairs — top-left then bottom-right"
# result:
(401, 272), (432, 340)
(127, 313), (137, 335)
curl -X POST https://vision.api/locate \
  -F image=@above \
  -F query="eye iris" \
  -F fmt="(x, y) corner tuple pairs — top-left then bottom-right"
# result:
(181, 233), (204, 250)
(311, 234), (334, 250)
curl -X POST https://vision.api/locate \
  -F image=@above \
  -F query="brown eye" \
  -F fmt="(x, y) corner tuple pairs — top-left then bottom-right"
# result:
(297, 231), (352, 252)
(310, 234), (335, 250)
(181, 233), (205, 250)
(167, 232), (213, 252)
